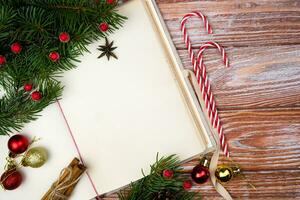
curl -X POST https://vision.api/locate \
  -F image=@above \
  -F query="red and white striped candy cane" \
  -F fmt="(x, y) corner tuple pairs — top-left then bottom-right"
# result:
(196, 41), (229, 157)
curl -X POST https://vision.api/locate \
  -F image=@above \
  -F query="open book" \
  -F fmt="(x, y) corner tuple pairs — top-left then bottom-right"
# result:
(0, 0), (215, 199)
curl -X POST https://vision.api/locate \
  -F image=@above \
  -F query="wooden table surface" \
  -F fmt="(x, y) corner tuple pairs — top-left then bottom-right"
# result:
(104, 0), (300, 199)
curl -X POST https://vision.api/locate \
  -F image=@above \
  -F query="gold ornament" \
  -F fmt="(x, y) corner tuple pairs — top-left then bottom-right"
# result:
(22, 147), (48, 168)
(215, 165), (240, 183)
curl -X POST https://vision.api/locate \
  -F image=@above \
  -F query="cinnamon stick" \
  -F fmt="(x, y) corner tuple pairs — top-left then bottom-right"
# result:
(64, 163), (87, 197)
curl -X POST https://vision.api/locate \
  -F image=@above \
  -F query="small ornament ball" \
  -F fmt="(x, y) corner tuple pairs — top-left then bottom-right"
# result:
(59, 32), (70, 43)
(24, 83), (33, 92)
(215, 165), (233, 183)
(11, 43), (22, 54)
(99, 22), (109, 32)
(8, 134), (29, 154)
(162, 169), (174, 179)
(0, 55), (6, 65)
(22, 147), (48, 168)
(183, 180), (192, 190)
(191, 164), (210, 184)
(106, 0), (115, 4)
(49, 51), (60, 62)
(0, 169), (23, 190)
(31, 91), (42, 101)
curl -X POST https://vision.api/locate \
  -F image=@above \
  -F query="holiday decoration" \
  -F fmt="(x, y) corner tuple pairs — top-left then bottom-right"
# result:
(99, 22), (109, 32)
(215, 165), (240, 183)
(10, 43), (22, 54)
(0, 1), (126, 136)
(191, 157), (210, 184)
(31, 91), (42, 101)
(48, 51), (60, 62)
(181, 11), (230, 157)
(118, 155), (201, 200)
(8, 134), (29, 154)
(97, 38), (118, 60)
(0, 55), (6, 65)
(107, 0), (115, 4)
(59, 32), (70, 43)
(0, 169), (23, 190)
(22, 147), (48, 168)
(24, 84), (33, 92)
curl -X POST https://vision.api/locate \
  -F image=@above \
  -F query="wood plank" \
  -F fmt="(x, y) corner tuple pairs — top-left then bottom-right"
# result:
(157, 0), (300, 47)
(178, 45), (300, 110)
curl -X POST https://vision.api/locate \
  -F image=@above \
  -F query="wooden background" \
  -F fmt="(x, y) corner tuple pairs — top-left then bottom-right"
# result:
(103, 0), (300, 199)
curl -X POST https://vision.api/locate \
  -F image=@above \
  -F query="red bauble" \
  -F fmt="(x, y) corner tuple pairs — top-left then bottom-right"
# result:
(183, 180), (192, 190)
(31, 91), (42, 101)
(162, 169), (174, 179)
(0, 55), (6, 65)
(11, 43), (22, 54)
(24, 83), (33, 92)
(59, 32), (70, 43)
(0, 169), (23, 190)
(106, 0), (115, 4)
(8, 134), (29, 154)
(49, 51), (60, 62)
(191, 164), (210, 184)
(99, 22), (109, 32)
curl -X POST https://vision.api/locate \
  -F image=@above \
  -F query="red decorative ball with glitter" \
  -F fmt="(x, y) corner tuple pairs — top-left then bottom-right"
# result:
(106, 0), (115, 4)
(99, 22), (109, 32)
(49, 51), (60, 62)
(0, 169), (23, 190)
(162, 169), (174, 179)
(24, 83), (33, 92)
(8, 134), (29, 154)
(183, 180), (192, 190)
(0, 55), (6, 65)
(59, 32), (70, 43)
(31, 91), (42, 101)
(11, 43), (22, 54)
(191, 164), (210, 184)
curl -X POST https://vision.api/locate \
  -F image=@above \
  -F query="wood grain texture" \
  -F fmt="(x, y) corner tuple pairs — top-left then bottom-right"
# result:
(103, 0), (300, 199)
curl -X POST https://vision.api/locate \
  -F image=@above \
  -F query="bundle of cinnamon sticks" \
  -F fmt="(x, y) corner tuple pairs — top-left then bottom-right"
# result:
(42, 158), (86, 200)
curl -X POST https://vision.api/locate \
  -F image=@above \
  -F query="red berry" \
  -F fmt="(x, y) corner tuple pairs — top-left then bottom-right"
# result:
(31, 91), (42, 101)
(59, 32), (70, 43)
(162, 169), (174, 179)
(0, 55), (6, 65)
(49, 51), (60, 62)
(99, 22), (109, 32)
(8, 134), (29, 154)
(106, 0), (115, 4)
(0, 169), (23, 190)
(11, 43), (22, 54)
(24, 83), (33, 92)
(183, 180), (192, 190)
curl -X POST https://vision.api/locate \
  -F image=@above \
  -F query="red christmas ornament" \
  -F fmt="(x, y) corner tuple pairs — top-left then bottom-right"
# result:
(59, 32), (70, 43)
(24, 83), (33, 92)
(49, 51), (60, 62)
(183, 180), (192, 190)
(106, 0), (115, 4)
(99, 22), (109, 32)
(31, 91), (42, 101)
(0, 55), (6, 65)
(8, 134), (29, 154)
(162, 169), (174, 179)
(191, 164), (210, 184)
(0, 169), (23, 190)
(11, 43), (22, 54)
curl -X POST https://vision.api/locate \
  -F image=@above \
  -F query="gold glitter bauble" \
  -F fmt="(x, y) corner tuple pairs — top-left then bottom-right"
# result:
(22, 147), (48, 168)
(215, 165), (233, 183)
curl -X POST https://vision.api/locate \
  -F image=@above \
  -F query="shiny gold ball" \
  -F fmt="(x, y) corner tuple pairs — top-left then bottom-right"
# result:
(22, 147), (48, 168)
(215, 165), (233, 183)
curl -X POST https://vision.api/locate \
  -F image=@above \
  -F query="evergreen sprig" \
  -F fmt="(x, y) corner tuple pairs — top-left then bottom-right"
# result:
(118, 154), (201, 200)
(0, 0), (126, 135)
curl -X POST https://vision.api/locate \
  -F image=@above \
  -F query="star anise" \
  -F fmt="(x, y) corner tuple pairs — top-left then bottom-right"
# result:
(97, 37), (118, 60)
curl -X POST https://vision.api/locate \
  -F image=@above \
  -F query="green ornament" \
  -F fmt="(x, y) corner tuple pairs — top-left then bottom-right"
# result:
(22, 147), (48, 168)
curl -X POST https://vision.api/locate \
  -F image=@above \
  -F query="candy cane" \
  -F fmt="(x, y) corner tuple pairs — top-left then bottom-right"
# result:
(196, 41), (229, 157)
